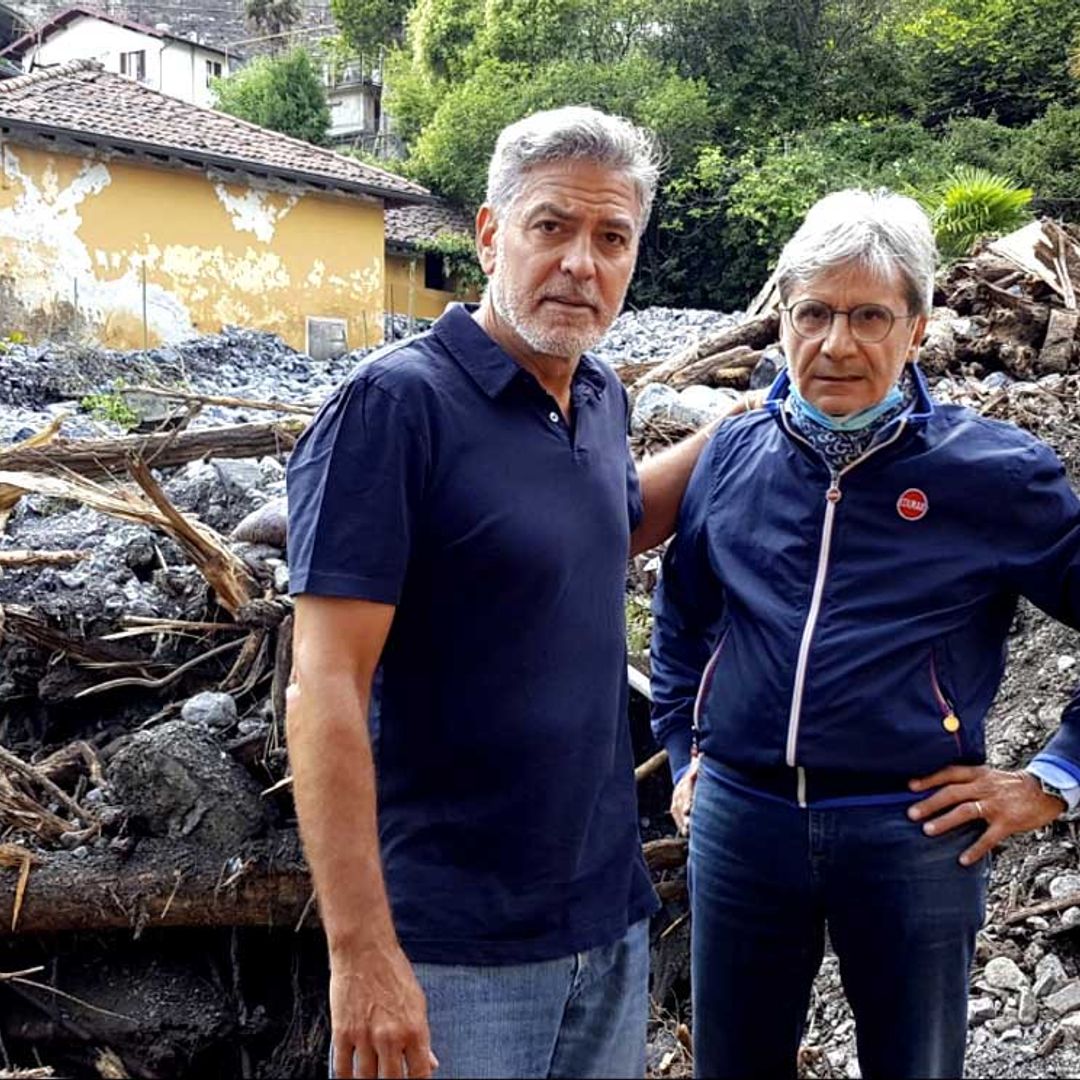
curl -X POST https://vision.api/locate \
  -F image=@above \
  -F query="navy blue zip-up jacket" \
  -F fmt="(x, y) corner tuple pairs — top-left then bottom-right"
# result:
(650, 365), (1080, 797)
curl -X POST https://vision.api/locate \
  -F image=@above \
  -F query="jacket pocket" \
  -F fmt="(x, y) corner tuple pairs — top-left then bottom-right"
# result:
(929, 648), (964, 756)
(692, 627), (730, 747)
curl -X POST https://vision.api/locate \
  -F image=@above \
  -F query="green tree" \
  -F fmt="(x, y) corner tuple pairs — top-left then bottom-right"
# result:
(244, 0), (301, 42)
(408, 0), (484, 80)
(332, 0), (412, 52)
(404, 56), (712, 207)
(1008, 105), (1080, 201)
(900, 0), (1080, 125)
(648, 0), (922, 139)
(213, 49), (332, 145)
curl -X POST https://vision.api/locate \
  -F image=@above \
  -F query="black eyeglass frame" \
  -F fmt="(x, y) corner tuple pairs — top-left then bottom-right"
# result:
(780, 300), (920, 344)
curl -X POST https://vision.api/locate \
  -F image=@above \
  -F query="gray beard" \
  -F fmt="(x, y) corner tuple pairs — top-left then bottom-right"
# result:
(487, 269), (611, 359)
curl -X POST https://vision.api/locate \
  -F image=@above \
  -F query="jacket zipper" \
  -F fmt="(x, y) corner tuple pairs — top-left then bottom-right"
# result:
(779, 412), (909, 807)
(692, 629), (729, 751)
(929, 651), (962, 751)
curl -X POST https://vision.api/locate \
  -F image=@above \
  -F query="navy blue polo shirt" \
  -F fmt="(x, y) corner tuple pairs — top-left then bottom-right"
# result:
(287, 303), (658, 965)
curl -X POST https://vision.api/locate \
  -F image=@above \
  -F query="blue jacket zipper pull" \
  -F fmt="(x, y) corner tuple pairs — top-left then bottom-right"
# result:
(826, 475), (842, 504)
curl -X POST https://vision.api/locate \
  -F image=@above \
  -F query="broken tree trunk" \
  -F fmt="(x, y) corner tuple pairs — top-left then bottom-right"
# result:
(668, 345), (763, 391)
(632, 311), (780, 392)
(0, 420), (304, 484)
(0, 835), (313, 934)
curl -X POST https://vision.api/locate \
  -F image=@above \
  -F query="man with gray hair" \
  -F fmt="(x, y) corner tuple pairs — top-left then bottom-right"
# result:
(285, 105), (743, 1079)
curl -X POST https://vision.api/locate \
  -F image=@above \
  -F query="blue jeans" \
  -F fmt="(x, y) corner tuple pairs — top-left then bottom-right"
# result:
(690, 766), (988, 1080)
(333, 918), (649, 1078)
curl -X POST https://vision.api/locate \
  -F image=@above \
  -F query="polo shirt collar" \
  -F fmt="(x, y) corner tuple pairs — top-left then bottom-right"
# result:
(434, 303), (608, 401)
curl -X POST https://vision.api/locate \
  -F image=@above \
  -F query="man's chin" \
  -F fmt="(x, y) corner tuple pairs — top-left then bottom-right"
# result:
(518, 321), (605, 359)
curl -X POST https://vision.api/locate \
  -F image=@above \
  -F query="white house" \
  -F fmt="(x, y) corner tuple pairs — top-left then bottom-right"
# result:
(0, 5), (237, 108)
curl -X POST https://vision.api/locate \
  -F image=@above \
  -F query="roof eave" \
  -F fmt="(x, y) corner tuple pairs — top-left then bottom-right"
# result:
(0, 118), (435, 205)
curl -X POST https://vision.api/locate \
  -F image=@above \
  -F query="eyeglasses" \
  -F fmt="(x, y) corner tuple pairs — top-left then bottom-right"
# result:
(781, 299), (918, 344)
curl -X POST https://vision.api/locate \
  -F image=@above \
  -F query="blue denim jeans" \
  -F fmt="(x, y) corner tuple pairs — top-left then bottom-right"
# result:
(332, 918), (649, 1079)
(690, 766), (988, 1080)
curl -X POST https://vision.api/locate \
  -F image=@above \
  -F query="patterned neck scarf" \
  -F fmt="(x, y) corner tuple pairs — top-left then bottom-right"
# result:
(784, 366), (918, 474)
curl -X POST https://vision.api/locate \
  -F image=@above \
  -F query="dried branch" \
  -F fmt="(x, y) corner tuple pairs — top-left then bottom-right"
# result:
(0, 744), (93, 827)
(0, 550), (90, 569)
(125, 455), (260, 615)
(125, 385), (318, 416)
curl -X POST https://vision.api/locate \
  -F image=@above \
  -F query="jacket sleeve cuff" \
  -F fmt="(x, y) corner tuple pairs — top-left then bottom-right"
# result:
(1028, 755), (1080, 811)
(664, 729), (694, 785)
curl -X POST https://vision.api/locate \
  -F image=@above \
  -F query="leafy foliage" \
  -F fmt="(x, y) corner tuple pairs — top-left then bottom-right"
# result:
(405, 56), (711, 207)
(336, 0), (1080, 306)
(900, 0), (1080, 125)
(244, 0), (301, 40)
(917, 166), (1033, 259)
(415, 232), (486, 294)
(81, 386), (140, 431)
(213, 50), (331, 146)
(332, 0), (412, 52)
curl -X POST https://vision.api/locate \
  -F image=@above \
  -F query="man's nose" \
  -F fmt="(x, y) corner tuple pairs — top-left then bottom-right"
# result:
(559, 234), (597, 280)
(822, 311), (858, 356)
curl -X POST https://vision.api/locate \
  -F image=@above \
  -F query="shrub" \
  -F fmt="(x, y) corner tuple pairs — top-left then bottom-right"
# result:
(918, 166), (1032, 259)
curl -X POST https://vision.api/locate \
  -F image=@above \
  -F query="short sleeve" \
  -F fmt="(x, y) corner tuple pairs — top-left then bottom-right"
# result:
(622, 384), (643, 532)
(626, 443), (644, 533)
(287, 373), (429, 604)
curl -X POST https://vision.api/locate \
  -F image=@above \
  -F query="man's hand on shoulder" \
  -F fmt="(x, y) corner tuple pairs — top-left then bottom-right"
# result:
(331, 938), (437, 1079)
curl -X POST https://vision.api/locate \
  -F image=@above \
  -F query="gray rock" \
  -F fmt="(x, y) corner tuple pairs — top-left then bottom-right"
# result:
(1019, 987), (1039, 1025)
(1035, 954), (1068, 998)
(272, 561), (290, 594)
(1063, 906), (1080, 928)
(231, 495), (288, 547)
(1049, 873), (1080, 900)
(985, 956), (1028, 992)
(968, 996), (997, 1026)
(108, 718), (268, 850)
(749, 347), (785, 390)
(1058, 655), (1077, 673)
(181, 691), (238, 729)
(1044, 980), (1080, 1016)
(212, 459), (264, 499)
(630, 383), (679, 432)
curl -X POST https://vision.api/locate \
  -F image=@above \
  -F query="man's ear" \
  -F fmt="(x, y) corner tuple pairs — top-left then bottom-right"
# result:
(476, 204), (498, 276)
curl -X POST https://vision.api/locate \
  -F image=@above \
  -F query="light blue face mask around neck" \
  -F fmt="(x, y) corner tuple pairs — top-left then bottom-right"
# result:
(788, 379), (905, 433)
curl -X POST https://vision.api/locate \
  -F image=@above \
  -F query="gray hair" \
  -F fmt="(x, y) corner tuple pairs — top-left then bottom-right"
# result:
(485, 106), (661, 233)
(776, 189), (937, 316)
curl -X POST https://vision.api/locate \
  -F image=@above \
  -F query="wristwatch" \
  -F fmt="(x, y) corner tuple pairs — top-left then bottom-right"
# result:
(1035, 774), (1070, 813)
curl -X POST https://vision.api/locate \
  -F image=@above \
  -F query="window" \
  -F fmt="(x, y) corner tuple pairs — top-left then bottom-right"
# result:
(306, 317), (348, 361)
(424, 251), (446, 292)
(119, 50), (146, 82)
(206, 59), (223, 86)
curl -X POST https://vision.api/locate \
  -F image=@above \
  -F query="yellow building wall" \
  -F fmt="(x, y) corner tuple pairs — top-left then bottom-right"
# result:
(385, 252), (479, 323)
(0, 141), (386, 352)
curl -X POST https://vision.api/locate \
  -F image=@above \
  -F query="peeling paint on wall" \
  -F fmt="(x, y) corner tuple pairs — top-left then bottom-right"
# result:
(213, 184), (299, 244)
(0, 142), (386, 351)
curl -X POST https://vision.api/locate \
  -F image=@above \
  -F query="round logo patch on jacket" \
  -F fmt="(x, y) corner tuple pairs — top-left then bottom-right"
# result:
(897, 488), (928, 521)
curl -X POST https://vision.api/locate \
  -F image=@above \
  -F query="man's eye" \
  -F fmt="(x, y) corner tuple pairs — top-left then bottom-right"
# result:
(536, 221), (560, 233)
(605, 233), (628, 246)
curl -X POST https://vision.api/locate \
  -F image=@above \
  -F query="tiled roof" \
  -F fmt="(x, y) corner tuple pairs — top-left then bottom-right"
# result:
(386, 202), (474, 247)
(0, 59), (430, 203)
(0, 5), (230, 59)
